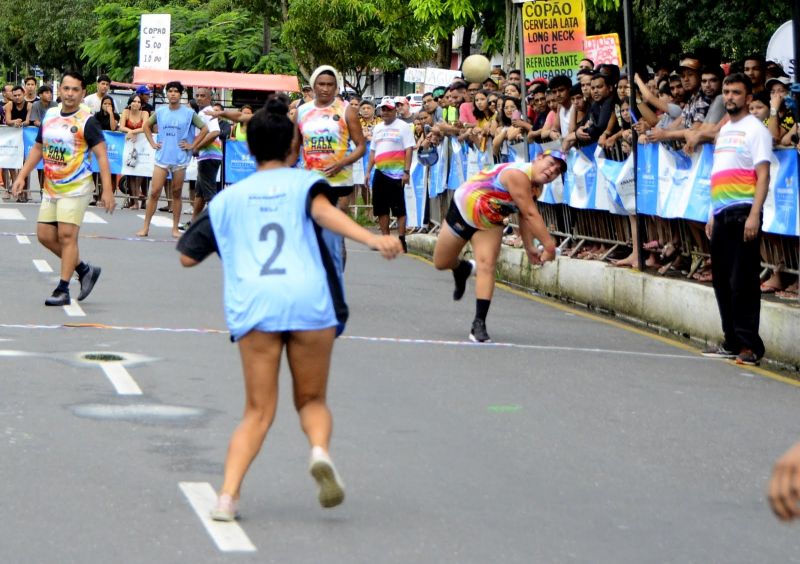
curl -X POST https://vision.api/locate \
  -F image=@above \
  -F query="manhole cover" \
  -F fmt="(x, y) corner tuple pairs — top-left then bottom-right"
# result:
(82, 353), (125, 362)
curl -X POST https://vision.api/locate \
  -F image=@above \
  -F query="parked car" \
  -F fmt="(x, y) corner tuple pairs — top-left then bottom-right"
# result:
(407, 93), (423, 112)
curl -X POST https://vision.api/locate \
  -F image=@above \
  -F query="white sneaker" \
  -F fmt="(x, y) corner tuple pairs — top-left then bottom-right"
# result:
(209, 493), (239, 521)
(309, 446), (345, 508)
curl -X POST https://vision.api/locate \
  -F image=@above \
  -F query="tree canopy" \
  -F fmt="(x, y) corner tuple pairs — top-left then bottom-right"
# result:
(0, 0), (789, 86)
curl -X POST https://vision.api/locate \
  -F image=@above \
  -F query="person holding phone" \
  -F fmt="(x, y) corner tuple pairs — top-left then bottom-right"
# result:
(493, 96), (527, 162)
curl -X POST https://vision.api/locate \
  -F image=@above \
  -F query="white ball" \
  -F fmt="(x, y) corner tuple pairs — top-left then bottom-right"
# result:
(461, 55), (492, 84)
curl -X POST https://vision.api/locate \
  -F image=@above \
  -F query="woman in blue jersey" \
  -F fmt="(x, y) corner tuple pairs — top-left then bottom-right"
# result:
(177, 98), (402, 522)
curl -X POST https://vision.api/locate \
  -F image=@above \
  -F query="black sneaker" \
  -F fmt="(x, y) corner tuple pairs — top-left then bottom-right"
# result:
(735, 348), (761, 366)
(469, 318), (491, 343)
(401, 238), (408, 253)
(77, 264), (101, 301)
(178, 221), (191, 232)
(45, 289), (70, 306)
(453, 259), (475, 301)
(701, 343), (737, 359)
(158, 205), (172, 212)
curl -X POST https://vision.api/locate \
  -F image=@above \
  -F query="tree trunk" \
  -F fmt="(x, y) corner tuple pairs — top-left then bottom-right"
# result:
(437, 35), (452, 69)
(462, 21), (474, 60)
(263, 17), (271, 55)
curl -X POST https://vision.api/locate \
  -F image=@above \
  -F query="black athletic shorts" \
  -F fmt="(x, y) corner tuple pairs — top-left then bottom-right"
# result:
(196, 159), (222, 202)
(445, 199), (478, 241)
(328, 185), (354, 201)
(371, 170), (406, 217)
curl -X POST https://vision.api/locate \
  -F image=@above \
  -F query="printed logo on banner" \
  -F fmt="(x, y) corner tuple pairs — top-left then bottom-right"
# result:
(224, 140), (257, 184)
(635, 142), (659, 214)
(90, 131), (125, 175)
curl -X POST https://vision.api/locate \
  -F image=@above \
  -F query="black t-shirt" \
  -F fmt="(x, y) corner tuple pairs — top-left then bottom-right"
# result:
(36, 110), (106, 149)
(94, 110), (120, 131)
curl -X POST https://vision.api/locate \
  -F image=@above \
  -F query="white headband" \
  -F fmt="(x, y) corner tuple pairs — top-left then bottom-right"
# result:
(309, 65), (344, 93)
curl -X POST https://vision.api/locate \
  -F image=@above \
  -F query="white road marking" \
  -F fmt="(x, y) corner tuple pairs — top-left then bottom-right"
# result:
(63, 302), (86, 317)
(16, 235), (30, 244)
(33, 259), (52, 273)
(136, 214), (173, 228)
(0, 208), (25, 220)
(179, 482), (256, 553)
(99, 362), (142, 395)
(83, 211), (107, 224)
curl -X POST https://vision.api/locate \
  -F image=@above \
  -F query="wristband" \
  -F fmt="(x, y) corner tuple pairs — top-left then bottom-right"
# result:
(770, 108), (778, 117)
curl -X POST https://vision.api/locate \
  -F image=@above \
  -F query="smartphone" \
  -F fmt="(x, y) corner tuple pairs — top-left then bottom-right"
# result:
(423, 124), (432, 135)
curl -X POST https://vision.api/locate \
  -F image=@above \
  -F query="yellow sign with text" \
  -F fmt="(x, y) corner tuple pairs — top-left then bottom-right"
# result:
(521, 0), (586, 80)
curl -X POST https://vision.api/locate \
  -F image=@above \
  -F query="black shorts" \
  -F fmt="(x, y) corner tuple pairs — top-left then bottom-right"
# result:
(371, 170), (406, 217)
(445, 199), (478, 241)
(196, 159), (222, 202)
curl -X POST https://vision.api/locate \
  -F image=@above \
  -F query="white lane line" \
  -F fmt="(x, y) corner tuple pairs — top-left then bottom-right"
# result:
(100, 362), (142, 395)
(342, 335), (705, 361)
(16, 235), (30, 244)
(83, 211), (107, 224)
(0, 208), (25, 220)
(179, 482), (256, 553)
(33, 259), (52, 272)
(136, 214), (173, 228)
(63, 302), (86, 317)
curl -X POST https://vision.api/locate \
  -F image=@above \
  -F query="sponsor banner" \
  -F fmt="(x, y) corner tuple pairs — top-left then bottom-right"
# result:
(224, 140), (257, 184)
(0, 127), (24, 169)
(405, 153), (427, 227)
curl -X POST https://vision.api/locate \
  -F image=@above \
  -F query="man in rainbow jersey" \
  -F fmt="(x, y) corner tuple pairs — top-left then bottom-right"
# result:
(365, 98), (416, 252)
(12, 71), (115, 306)
(702, 72), (771, 366)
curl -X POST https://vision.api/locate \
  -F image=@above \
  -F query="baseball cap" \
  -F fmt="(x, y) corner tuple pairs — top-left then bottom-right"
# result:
(541, 149), (568, 173)
(302, 84), (312, 91)
(766, 76), (791, 92)
(678, 57), (701, 72)
(431, 86), (447, 99)
(135, 85), (151, 95)
(378, 96), (396, 110)
(393, 96), (408, 106)
(417, 145), (439, 166)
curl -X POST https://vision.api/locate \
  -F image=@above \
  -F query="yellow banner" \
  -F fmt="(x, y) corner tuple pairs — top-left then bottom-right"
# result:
(521, 0), (586, 80)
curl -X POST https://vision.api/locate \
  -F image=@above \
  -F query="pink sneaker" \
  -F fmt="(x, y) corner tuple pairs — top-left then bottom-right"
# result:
(210, 493), (240, 521)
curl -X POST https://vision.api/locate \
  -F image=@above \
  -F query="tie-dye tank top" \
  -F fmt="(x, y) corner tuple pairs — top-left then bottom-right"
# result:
(40, 106), (97, 198)
(297, 98), (352, 186)
(453, 162), (534, 229)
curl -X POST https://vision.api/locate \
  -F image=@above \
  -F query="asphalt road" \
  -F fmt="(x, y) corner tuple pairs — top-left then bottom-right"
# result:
(2, 201), (800, 564)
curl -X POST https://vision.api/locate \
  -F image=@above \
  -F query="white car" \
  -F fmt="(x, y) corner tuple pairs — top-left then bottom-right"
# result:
(407, 93), (423, 112)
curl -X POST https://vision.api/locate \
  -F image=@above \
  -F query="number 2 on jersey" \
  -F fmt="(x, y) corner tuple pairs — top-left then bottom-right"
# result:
(259, 223), (286, 275)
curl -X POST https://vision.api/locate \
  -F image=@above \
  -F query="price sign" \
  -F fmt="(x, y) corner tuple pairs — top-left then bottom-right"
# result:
(139, 14), (171, 70)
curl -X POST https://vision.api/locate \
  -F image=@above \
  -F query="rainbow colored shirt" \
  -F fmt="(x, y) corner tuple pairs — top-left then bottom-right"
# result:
(370, 119), (416, 180)
(197, 106), (222, 161)
(38, 106), (105, 199)
(297, 98), (352, 186)
(710, 114), (772, 215)
(454, 162), (533, 229)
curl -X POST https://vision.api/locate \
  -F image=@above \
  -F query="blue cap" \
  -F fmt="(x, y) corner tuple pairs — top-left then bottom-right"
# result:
(135, 85), (151, 95)
(541, 149), (567, 173)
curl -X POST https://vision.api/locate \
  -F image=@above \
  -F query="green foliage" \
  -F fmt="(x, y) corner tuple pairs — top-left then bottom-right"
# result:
(281, 0), (433, 88)
(0, 0), (97, 72)
(409, 0), (478, 41)
(82, 0), (299, 81)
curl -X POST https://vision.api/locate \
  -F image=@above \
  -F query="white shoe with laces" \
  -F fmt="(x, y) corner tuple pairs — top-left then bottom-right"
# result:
(309, 446), (345, 508)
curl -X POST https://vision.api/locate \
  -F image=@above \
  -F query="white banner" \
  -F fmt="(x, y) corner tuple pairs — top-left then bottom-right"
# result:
(121, 133), (158, 177)
(0, 127), (24, 169)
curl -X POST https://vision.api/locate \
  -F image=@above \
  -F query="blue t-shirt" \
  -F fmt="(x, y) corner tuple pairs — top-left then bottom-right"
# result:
(207, 168), (347, 340)
(154, 105), (196, 166)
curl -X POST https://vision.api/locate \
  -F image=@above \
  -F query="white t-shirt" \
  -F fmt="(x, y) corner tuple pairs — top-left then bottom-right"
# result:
(558, 104), (573, 138)
(196, 105), (222, 161)
(370, 119), (416, 180)
(83, 93), (109, 115)
(710, 113), (772, 214)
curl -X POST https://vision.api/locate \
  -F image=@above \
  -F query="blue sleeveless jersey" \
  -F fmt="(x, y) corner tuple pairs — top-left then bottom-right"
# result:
(208, 168), (347, 340)
(154, 105), (195, 166)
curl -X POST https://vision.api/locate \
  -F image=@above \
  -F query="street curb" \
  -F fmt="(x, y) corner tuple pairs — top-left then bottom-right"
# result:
(408, 233), (800, 369)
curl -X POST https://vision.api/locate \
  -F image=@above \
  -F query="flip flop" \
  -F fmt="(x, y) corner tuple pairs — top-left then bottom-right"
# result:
(760, 282), (782, 294)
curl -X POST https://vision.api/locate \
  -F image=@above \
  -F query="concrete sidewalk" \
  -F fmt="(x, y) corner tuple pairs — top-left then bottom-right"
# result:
(409, 233), (800, 369)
